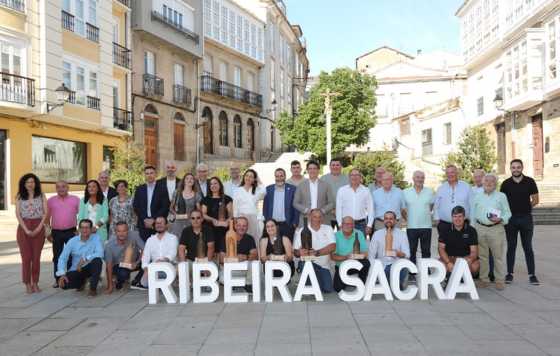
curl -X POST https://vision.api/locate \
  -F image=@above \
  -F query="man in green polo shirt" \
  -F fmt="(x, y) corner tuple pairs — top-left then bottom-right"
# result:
(331, 216), (369, 292)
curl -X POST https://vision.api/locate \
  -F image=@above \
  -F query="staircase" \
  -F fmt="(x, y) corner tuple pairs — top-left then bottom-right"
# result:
(531, 184), (560, 225)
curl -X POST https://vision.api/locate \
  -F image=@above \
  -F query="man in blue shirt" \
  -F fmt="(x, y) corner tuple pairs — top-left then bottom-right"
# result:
(57, 219), (104, 297)
(372, 172), (404, 231)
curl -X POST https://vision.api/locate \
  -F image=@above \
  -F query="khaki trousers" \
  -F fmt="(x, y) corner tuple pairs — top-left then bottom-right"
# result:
(475, 223), (506, 283)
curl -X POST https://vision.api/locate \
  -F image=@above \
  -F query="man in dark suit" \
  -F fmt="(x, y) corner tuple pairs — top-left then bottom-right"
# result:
(133, 165), (171, 241)
(195, 162), (211, 197)
(156, 160), (181, 202)
(263, 168), (299, 241)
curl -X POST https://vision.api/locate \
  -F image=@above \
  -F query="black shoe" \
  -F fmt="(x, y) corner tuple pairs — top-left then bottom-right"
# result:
(130, 283), (148, 291)
(505, 274), (513, 284)
(489, 273), (495, 283)
(115, 281), (124, 290)
(245, 285), (253, 294)
(529, 275), (540, 285)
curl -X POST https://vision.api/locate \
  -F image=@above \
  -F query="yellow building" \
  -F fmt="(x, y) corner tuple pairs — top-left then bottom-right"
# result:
(0, 0), (132, 210)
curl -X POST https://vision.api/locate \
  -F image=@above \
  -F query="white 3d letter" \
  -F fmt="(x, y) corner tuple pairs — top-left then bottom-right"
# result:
(338, 259), (365, 302)
(224, 261), (249, 303)
(390, 259), (418, 301)
(264, 261), (292, 302)
(294, 261), (323, 302)
(417, 258), (447, 300)
(148, 262), (177, 304)
(445, 258), (479, 300)
(177, 262), (190, 304)
(192, 262), (219, 303)
(363, 260), (393, 301)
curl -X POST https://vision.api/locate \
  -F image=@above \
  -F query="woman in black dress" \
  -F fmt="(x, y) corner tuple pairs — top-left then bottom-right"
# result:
(201, 177), (233, 254)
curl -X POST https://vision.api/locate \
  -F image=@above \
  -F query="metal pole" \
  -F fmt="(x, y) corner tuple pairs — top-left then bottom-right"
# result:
(322, 88), (339, 167)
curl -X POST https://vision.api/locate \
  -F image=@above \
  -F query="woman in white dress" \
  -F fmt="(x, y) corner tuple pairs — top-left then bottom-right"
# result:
(233, 169), (265, 251)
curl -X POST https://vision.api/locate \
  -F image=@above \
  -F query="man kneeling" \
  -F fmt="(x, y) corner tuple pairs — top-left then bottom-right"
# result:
(104, 222), (144, 293)
(56, 219), (103, 297)
(438, 206), (480, 279)
(331, 216), (370, 292)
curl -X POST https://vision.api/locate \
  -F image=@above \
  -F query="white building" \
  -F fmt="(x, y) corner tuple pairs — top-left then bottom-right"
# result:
(457, 0), (560, 190)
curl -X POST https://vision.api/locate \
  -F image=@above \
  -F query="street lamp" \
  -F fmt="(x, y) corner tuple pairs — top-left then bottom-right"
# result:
(47, 83), (72, 112)
(493, 92), (504, 111)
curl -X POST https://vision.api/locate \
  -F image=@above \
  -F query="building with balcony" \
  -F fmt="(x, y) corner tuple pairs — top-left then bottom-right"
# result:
(131, 0), (203, 170)
(0, 0), (132, 211)
(457, 0), (560, 185)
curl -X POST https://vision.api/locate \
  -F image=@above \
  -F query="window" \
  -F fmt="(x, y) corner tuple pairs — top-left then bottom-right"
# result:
(32, 136), (86, 184)
(203, 55), (213, 75)
(247, 118), (255, 151)
(234, 66), (241, 87)
(174, 122), (185, 161)
(62, 58), (99, 106)
(477, 97), (484, 116)
(219, 61), (228, 82)
(548, 20), (557, 79)
(174, 64), (184, 86)
(444, 123), (452, 145)
(219, 111), (228, 146)
(220, 5), (228, 43)
(204, 0), (212, 37)
(280, 69), (284, 98)
(421, 129), (433, 156)
(1, 41), (25, 76)
(233, 115), (242, 148)
(398, 92), (412, 115)
(63, 0), (97, 37)
(144, 51), (155, 75)
(246, 72), (255, 92)
(270, 58), (275, 89)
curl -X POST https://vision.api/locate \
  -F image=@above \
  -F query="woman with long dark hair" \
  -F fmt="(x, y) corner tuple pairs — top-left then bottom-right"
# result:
(169, 173), (202, 236)
(15, 173), (47, 293)
(78, 179), (109, 242)
(201, 177), (233, 254)
(233, 169), (265, 250)
(260, 219), (294, 277)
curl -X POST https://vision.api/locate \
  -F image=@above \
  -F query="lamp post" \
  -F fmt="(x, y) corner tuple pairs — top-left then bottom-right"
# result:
(46, 83), (72, 113)
(321, 88), (339, 166)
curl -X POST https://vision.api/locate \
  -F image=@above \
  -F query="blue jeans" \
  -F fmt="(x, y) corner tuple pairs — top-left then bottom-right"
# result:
(298, 261), (334, 293)
(384, 264), (408, 289)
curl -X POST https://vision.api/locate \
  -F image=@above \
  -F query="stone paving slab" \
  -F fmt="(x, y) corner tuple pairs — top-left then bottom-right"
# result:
(0, 226), (560, 355)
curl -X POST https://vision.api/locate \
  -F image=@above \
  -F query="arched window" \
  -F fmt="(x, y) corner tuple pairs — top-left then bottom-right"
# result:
(144, 104), (159, 115)
(247, 118), (255, 151)
(202, 107), (213, 154)
(174, 112), (185, 121)
(233, 115), (242, 148)
(219, 111), (228, 146)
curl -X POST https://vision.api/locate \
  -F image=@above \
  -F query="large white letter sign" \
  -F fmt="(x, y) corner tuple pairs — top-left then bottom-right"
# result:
(417, 258), (447, 300)
(192, 262), (219, 303)
(224, 262), (249, 303)
(294, 261), (323, 302)
(264, 261), (292, 302)
(177, 262), (190, 304)
(390, 259), (418, 301)
(250, 261), (261, 303)
(445, 258), (479, 300)
(148, 262), (177, 304)
(363, 260), (393, 301)
(338, 259), (365, 302)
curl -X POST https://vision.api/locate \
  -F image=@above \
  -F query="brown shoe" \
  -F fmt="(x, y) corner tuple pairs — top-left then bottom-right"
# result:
(476, 280), (490, 288)
(88, 289), (97, 297)
(495, 282), (505, 290)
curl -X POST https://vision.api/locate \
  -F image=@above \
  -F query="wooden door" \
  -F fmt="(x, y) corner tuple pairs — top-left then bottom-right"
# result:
(531, 115), (544, 178)
(174, 123), (185, 161)
(496, 123), (506, 174)
(144, 117), (158, 167)
(203, 118), (213, 154)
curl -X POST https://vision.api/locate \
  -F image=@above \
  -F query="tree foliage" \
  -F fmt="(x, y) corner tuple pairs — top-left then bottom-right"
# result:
(442, 126), (497, 184)
(277, 68), (377, 162)
(344, 151), (408, 189)
(109, 141), (146, 194)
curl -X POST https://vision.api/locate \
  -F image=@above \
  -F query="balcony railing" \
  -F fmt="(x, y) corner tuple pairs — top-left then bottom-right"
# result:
(65, 90), (76, 104)
(173, 85), (192, 107)
(201, 75), (262, 108)
(0, 0), (25, 13)
(61, 10), (74, 32)
(151, 10), (199, 44)
(86, 23), (99, 43)
(143, 74), (164, 97)
(87, 96), (100, 110)
(112, 42), (131, 69)
(113, 108), (133, 133)
(115, 0), (130, 8)
(0, 72), (35, 106)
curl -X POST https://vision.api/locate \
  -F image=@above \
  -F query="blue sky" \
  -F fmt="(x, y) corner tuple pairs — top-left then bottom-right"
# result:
(284, 0), (464, 75)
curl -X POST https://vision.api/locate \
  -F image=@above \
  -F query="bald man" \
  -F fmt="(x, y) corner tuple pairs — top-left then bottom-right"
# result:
(156, 160), (180, 202)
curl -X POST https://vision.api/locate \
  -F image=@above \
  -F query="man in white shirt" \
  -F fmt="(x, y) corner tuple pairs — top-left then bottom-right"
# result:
(134, 216), (178, 290)
(293, 160), (334, 226)
(157, 160), (180, 202)
(293, 209), (336, 293)
(369, 211), (410, 288)
(336, 168), (374, 237)
(224, 166), (242, 197)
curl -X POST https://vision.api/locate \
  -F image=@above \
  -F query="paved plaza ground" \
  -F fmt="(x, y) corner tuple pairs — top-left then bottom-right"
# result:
(0, 225), (559, 356)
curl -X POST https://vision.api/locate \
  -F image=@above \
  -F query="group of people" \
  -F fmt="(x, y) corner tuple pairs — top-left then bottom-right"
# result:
(15, 157), (540, 297)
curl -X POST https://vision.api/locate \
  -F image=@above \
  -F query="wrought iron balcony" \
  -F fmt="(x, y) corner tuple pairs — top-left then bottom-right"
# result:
(173, 85), (192, 107)
(61, 10), (74, 32)
(87, 96), (100, 110)
(151, 10), (199, 44)
(113, 107), (133, 133)
(112, 42), (131, 69)
(201, 74), (262, 108)
(143, 74), (164, 97)
(115, 0), (130, 8)
(65, 90), (76, 104)
(86, 23), (99, 43)
(0, 72), (35, 106)
(0, 0), (25, 12)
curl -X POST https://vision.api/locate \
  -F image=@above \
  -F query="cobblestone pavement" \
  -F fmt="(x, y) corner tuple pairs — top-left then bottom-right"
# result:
(0, 226), (559, 356)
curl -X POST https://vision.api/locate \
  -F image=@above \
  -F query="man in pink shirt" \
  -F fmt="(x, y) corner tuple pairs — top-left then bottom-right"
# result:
(46, 180), (80, 288)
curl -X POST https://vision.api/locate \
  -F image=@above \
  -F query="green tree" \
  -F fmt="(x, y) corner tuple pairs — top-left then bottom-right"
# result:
(346, 151), (408, 189)
(277, 68), (377, 162)
(442, 126), (497, 184)
(109, 141), (146, 194)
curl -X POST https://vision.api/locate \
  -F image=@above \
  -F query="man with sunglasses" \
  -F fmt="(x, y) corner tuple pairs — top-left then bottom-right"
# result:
(178, 210), (216, 263)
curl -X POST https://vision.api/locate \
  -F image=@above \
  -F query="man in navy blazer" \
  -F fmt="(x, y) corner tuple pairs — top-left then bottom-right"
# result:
(133, 165), (171, 241)
(263, 168), (299, 241)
